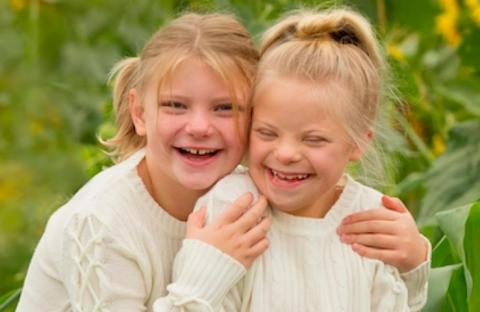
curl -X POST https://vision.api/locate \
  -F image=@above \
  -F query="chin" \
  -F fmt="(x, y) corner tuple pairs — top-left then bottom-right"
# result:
(180, 176), (218, 191)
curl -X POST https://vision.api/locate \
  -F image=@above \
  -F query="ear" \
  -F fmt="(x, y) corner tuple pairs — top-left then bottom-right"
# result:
(128, 88), (146, 136)
(349, 128), (374, 161)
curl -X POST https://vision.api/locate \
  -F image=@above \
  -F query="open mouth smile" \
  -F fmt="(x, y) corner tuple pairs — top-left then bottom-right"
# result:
(175, 147), (221, 165)
(268, 167), (312, 187)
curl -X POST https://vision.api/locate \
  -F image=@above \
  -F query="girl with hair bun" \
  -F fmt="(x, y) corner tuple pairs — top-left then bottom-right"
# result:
(180, 8), (429, 311)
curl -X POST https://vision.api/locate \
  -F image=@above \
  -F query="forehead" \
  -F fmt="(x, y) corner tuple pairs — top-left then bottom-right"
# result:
(254, 75), (352, 118)
(145, 57), (251, 104)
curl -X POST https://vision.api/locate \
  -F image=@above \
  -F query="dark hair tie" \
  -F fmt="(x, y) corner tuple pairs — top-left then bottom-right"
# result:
(330, 28), (360, 46)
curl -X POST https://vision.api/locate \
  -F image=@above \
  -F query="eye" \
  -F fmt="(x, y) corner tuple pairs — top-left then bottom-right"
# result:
(160, 101), (187, 110)
(304, 136), (327, 144)
(214, 103), (233, 113)
(254, 128), (276, 140)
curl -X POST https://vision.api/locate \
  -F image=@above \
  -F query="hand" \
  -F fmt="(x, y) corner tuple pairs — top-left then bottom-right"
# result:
(336, 195), (428, 273)
(186, 193), (271, 268)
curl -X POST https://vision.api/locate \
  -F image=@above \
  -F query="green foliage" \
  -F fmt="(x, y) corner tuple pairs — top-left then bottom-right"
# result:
(417, 121), (480, 226)
(423, 201), (480, 311)
(1, 0), (479, 310)
(0, 288), (21, 312)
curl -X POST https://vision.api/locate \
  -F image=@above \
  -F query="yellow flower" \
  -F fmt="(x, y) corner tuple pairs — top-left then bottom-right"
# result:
(436, 0), (462, 46)
(432, 134), (446, 156)
(387, 43), (405, 61)
(10, 0), (26, 11)
(465, 0), (480, 24)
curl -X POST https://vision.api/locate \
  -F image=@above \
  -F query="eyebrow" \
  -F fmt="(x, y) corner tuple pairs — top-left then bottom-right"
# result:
(158, 92), (233, 103)
(252, 120), (278, 130)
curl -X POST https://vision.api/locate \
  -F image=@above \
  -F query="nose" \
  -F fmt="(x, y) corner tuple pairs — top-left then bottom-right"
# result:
(185, 110), (213, 138)
(274, 139), (302, 164)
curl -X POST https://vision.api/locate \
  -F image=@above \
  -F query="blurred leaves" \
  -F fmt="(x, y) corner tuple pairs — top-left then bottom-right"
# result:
(417, 121), (480, 226)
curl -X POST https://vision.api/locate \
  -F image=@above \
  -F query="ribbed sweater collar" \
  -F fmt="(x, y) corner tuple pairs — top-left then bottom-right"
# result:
(271, 175), (360, 236)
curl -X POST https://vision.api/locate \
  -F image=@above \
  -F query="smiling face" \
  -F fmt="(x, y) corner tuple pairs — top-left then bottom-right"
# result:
(249, 76), (367, 218)
(131, 57), (248, 193)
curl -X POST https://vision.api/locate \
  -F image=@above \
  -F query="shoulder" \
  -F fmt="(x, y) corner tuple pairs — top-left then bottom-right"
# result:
(44, 149), (149, 241)
(207, 165), (259, 201)
(195, 166), (259, 222)
(345, 176), (384, 213)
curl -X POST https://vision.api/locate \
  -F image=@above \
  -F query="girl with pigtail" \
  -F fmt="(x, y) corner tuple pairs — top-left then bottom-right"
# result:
(176, 8), (430, 311)
(18, 9), (427, 312)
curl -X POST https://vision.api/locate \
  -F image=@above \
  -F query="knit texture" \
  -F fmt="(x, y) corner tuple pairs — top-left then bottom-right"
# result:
(185, 167), (430, 312)
(17, 149), (207, 312)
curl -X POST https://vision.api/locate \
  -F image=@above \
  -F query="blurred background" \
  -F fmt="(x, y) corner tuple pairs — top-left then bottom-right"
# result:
(0, 0), (479, 311)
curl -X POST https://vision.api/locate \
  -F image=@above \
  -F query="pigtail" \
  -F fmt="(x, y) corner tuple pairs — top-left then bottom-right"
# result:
(101, 57), (145, 161)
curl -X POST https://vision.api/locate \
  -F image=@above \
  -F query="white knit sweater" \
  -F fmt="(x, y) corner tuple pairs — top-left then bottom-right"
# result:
(17, 152), (428, 311)
(17, 150), (245, 312)
(168, 166), (429, 312)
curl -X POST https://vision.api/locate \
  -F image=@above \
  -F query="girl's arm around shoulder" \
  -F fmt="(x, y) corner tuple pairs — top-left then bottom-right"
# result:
(369, 261), (412, 312)
(338, 195), (430, 310)
(194, 166), (260, 223)
(153, 168), (270, 311)
(153, 239), (246, 311)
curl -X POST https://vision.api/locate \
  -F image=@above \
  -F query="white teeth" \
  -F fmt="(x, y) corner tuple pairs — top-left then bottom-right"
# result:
(181, 148), (216, 155)
(272, 169), (309, 181)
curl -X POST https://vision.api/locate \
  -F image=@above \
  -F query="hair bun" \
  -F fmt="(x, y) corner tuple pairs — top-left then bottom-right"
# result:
(297, 14), (360, 47)
(296, 15), (334, 40)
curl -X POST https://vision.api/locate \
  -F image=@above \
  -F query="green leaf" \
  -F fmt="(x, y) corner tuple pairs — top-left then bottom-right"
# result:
(464, 202), (480, 308)
(0, 288), (21, 311)
(423, 264), (463, 312)
(431, 235), (458, 268)
(436, 204), (472, 295)
(418, 121), (480, 226)
(431, 201), (480, 311)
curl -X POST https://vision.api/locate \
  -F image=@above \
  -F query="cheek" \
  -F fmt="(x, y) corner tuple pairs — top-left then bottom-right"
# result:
(219, 119), (246, 148)
(248, 137), (268, 166)
(153, 119), (178, 143)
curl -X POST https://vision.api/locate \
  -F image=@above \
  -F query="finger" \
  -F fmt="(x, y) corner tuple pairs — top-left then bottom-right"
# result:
(339, 208), (396, 227)
(337, 220), (396, 236)
(187, 206), (206, 229)
(215, 192), (254, 225)
(382, 196), (407, 213)
(246, 238), (269, 262)
(340, 233), (397, 249)
(235, 196), (268, 232)
(350, 243), (402, 268)
(243, 216), (271, 246)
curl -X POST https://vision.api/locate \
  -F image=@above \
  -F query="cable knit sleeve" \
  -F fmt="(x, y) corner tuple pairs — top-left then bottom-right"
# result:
(63, 213), (149, 311)
(400, 235), (431, 311)
(370, 261), (410, 312)
(153, 240), (245, 311)
(152, 169), (258, 311)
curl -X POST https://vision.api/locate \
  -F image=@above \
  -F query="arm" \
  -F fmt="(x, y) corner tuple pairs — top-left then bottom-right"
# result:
(337, 196), (429, 310)
(370, 262), (411, 312)
(154, 192), (270, 311)
(60, 195), (267, 312)
(62, 213), (151, 311)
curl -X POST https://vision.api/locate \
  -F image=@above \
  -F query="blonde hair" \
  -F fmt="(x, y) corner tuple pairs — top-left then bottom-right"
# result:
(256, 8), (392, 184)
(103, 13), (259, 161)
